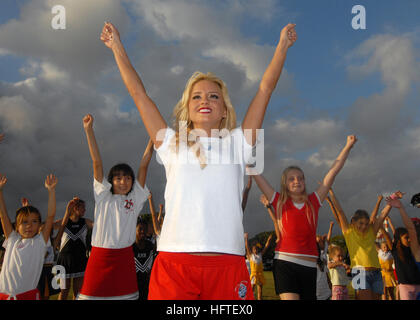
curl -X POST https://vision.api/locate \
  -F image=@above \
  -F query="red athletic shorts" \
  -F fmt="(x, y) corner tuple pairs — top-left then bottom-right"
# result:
(0, 288), (40, 300)
(148, 252), (254, 300)
(78, 246), (138, 300)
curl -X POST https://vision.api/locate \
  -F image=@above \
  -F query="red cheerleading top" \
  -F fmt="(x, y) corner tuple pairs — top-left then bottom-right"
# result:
(271, 192), (321, 258)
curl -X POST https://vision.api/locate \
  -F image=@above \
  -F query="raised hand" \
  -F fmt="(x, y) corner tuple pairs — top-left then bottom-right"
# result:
(346, 135), (357, 149)
(83, 114), (94, 130)
(279, 23), (297, 50)
(260, 194), (270, 207)
(100, 22), (121, 50)
(21, 197), (29, 207)
(0, 174), (7, 190)
(45, 174), (58, 191)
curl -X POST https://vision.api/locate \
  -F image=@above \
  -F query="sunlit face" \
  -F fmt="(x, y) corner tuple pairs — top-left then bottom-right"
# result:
(331, 250), (344, 263)
(17, 212), (41, 239)
(353, 217), (370, 234)
(380, 242), (389, 253)
(112, 173), (133, 195)
(252, 245), (259, 255)
(285, 169), (305, 195)
(400, 233), (410, 247)
(188, 80), (226, 132)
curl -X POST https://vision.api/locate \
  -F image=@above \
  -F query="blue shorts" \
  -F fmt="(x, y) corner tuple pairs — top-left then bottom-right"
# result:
(351, 268), (383, 294)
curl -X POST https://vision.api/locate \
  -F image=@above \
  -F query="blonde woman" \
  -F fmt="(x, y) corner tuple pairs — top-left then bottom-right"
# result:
(251, 135), (357, 300)
(101, 21), (296, 300)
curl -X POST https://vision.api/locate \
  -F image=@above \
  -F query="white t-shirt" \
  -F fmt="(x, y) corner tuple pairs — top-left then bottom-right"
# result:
(155, 127), (256, 255)
(0, 231), (47, 295)
(91, 178), (149, 249)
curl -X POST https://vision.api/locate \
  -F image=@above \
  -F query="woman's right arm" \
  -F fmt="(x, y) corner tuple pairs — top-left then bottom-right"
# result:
(101, 23), (167, 147)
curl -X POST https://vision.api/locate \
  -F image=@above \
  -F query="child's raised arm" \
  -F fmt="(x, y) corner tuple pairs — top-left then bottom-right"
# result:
(260, 194), (280, 242)
(137, 138), (154, 188)
(328, 188), (350, 233)
(369, 195), (383, 224)
(100, 22), (167, 147)
(242, 24), (297, 145)
(388, 198), (420, 261)
(316, 135), (357, 202)
(0, 174), (13, 239)
(371, 192), (403, 235)
(42, 174), (58, 243)
(242, 176), (252, 213)
(244, 233), (251, 259)
(83, 114), (103, 183)
(252, 174), (275, 203)
(261, 233), (274, 256)
(53, 197), (78, 250)
(148, 192), (161, 236)
(325, 195), (340, 225)
(326, 221), (334, 244)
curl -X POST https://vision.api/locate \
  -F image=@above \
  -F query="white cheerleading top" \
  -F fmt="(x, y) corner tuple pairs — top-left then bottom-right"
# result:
(0, 231), (47, 296)
(91, 178), (149, 249)
(155, 126), (256, 255)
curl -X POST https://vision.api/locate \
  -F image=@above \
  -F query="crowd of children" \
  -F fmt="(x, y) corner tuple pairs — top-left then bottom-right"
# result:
(1, 21), (420, 301)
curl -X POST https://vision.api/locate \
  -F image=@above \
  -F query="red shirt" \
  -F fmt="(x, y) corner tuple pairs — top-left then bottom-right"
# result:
(271, 192), (321, 258)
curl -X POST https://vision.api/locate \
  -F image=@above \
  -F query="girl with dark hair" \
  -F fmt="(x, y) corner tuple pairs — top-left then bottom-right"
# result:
(54, 197), (93, 300)
(78, 114), (151, 300)
(0, 173), (58, 300)
(382, 196), (420, 300)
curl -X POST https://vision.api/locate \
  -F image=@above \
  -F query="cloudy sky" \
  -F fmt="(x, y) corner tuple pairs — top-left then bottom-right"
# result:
(0, 0), (419, 238)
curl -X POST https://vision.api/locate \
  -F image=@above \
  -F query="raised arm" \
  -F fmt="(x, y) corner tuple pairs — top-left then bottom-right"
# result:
(328, 188), (350, 233)
(326, 221), (334, 244)
(242, 176), (252, 213)
(148, 192), (161, 236)
(137, 138), (154, 188)
(83, 114), (103, 183)
(244, 233), (251, 258)
(369, 195), (383, 224)
(372, 191), (404, 235)
(157, 203), (164, 227)
(0, 174), (13, 239)
(42, 174), (58, 243)
(386, 217), (396, 237)
(260, 194), (281, 242)
(325, 195), (340, 226)
(241, 24), (297, 145)
(261, 233), (274, 256)
(101, 22), (167, 147)
(53, 198), (77, 250)
(316, 135), (357, 203)
(388, 198), (420, 261)
(252, 174), (275, 203)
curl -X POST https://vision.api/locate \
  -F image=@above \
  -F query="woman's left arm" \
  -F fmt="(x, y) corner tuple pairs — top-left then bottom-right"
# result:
(242, 24), (297, 145)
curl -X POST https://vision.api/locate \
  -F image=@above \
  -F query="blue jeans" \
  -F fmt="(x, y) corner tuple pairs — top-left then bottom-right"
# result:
(351, 268), (383, 294)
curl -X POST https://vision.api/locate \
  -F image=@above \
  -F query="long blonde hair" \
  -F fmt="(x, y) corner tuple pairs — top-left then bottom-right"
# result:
(275, 166), (317, 236)
(171, 71), (237, 168)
